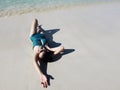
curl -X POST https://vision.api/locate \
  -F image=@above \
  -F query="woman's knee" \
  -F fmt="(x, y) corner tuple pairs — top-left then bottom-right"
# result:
(61, 46), (64, 51)
(58, 46), (64, 52)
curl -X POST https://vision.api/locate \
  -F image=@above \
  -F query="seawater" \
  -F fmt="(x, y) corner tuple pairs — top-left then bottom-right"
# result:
(0, 0), (118, 17)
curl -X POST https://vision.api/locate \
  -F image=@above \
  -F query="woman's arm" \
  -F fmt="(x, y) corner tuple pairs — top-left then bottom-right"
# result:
(33, 52), (48, 88)
(29, 19), (38, 37)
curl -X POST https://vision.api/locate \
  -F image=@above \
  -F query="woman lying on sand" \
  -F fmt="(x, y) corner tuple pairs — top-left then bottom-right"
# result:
(29, 19), (64, 88)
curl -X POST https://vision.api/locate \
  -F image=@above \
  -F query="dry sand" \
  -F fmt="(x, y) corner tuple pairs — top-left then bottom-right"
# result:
(0, 2), (120, 90)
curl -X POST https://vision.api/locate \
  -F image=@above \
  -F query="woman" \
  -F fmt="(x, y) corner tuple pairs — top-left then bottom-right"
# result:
(29, 19), (64, 88)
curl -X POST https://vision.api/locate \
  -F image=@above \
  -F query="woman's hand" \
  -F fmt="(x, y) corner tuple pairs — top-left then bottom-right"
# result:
(41, 75), (48, 88)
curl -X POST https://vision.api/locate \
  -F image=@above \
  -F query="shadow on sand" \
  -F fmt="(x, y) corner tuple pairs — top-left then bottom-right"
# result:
(38, 26), (75, 86)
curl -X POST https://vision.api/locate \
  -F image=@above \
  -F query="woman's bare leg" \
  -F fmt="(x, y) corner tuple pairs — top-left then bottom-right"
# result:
(52, 46), (64, 55)
(45, 45), (64, 56)
(29, 18), (38, 37)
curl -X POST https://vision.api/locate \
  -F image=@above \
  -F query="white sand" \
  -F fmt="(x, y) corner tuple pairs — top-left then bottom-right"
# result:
(0, 2), (120, 90)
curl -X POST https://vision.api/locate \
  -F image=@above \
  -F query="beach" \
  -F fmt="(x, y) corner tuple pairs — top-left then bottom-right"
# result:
(0, 2), (120, 90)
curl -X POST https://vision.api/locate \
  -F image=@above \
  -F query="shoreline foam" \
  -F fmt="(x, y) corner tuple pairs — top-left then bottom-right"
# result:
(0, 1), (119, 17)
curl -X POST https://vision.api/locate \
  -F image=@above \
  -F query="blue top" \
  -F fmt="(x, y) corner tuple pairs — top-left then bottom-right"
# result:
(30, 33), (47, 48)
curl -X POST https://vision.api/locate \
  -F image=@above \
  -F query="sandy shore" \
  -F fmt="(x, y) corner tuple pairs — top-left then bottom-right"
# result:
(0, 2), (120, 90)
